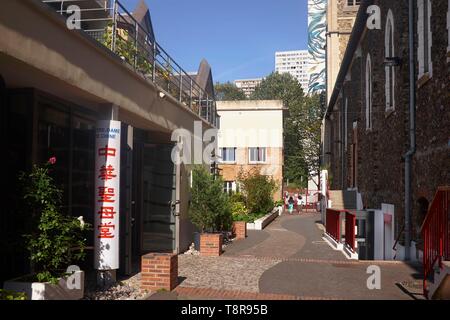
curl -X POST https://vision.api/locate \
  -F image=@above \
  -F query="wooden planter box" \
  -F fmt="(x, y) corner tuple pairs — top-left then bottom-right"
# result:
(200, 233), (223, 257)
(232, 221), (247, 240)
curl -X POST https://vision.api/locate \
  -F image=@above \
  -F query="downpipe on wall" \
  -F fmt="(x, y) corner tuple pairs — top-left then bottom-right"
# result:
(404, 0), (416, 261)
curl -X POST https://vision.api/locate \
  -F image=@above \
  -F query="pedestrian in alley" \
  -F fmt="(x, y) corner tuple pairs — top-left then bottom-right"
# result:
(297, 195), (303, 214)
(288, 196), (295, 214)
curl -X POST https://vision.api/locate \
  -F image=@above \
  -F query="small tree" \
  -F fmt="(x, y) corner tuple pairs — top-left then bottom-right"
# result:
(214, 82), (247, 101)
(19, 158), (90, 283)
(189, 166), (232, 233)
(238, 168), (277, 215)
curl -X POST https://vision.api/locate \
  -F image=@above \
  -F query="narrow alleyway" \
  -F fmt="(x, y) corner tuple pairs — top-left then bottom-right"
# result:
(151, 213), (425, 300)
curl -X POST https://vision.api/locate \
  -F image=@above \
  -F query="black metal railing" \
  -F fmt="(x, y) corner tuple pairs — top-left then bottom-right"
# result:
(41, 0), (218, 127)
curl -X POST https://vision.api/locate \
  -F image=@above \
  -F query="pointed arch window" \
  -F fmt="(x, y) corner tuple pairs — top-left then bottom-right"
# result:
(385, 10), (395, 111)
(365, 54), (373, 131)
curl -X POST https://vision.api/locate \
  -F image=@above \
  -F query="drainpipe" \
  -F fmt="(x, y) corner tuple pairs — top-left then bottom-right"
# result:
(404, 0), (416, 261)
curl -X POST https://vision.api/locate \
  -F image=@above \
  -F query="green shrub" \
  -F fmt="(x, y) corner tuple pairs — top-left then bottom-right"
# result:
(0, 289), (27, 301)
(189, 166), (232, 233)
(229, 192), (246, 204)
(274, 200), (284, 207)
(19, 158), (91, 284)
(231, 201), (250, 222)
(238, 168), (277, 215)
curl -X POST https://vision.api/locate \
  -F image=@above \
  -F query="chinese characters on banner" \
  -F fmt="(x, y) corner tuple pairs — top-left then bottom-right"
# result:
(94, 120), (121, 270)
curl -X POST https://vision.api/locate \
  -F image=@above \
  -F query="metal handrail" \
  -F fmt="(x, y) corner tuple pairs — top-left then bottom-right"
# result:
(326, 208), (342, 243)
(41, 0), (217, 127)
(421, 187), (450, 298)
(345, 211), (356, 252)
(326, 208), (357, 253)
(392, 223), (405, 259)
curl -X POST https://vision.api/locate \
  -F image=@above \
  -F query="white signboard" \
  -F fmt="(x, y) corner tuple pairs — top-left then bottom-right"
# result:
(94, 120), (121, 270)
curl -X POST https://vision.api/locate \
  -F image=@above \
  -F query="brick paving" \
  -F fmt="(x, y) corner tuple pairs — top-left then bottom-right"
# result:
(173, 286), (342, 300)
(160, 213), (425, 300)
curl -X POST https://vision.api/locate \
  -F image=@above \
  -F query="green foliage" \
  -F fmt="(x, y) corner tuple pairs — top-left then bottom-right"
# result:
(19, 160), (91, 283)
(189, 166), (232, 233)
(101, 23), (153, 75)
(214, 82), (247, 101)
(238, 168), (277, 215)
(231, 202), (248, 217)
(0, 289), (27, 301)
(232, 212), (266, 223)
(274, 200), (284, 207)
(251, 72), (325, 187)
(229, 192), (246, 204)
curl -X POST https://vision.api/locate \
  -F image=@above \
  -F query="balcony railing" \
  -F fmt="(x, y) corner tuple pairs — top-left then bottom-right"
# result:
(41, 0), (218, 127)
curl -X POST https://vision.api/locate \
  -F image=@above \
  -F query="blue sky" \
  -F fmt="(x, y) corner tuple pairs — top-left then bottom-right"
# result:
(122, 0), (309, 83)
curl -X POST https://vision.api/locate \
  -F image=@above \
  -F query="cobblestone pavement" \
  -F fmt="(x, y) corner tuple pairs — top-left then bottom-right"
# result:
(178, 255), (279, 293)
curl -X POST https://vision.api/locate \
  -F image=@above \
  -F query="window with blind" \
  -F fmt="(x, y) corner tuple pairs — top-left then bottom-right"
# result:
(249, 147), (267, 163)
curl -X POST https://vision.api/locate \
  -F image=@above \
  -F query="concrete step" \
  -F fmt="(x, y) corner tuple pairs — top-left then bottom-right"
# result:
(430, 261), (450, 300)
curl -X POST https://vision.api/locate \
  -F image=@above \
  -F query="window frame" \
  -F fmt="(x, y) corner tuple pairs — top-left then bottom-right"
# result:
(385, 10), (396, 111)
(365, 54), (373, 131)
(447, 0), (450, 58)
(248, 147), (267, 164)
(417, 0), (433, 81)
(220, 147), (236, 163)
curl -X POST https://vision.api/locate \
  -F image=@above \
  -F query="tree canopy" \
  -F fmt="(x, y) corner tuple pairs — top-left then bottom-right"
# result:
(214, 82), (247, 101)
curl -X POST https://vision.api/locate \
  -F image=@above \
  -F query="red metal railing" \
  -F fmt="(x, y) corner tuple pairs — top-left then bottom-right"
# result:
(421, 187), (450, 298)
(326, 208), (341, 243)
(345, 211), (356, 252)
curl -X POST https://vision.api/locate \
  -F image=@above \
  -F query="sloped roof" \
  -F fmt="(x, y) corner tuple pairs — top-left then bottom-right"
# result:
(194, 59), (215, 98)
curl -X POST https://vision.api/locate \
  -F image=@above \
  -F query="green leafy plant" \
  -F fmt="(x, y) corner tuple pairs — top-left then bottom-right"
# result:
(0, 289), (27, 300)
(238, 168), (277, 215)
(189, 166), (232, 233)
(101, 22), (153, 75)
(19, 157), (91, 284)
(231, 202), (248, 220)
(274, 200), (284, 207)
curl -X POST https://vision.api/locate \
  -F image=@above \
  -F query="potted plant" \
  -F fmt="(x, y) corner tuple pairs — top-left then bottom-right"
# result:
(3, 157), (91, 300)
(189, 166), (232, 256)
(230, 193), (248, 240)
(274, 200), (285, 216)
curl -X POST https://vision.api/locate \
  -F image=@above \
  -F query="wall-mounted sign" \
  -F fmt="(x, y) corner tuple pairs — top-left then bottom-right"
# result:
(94, 120), (121, 270)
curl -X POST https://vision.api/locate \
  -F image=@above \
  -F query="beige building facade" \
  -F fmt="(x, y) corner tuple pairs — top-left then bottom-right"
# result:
(216, 100), (285, 201)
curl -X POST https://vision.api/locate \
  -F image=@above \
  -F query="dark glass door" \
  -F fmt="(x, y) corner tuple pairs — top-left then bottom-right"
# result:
(140, 144), (176, 253)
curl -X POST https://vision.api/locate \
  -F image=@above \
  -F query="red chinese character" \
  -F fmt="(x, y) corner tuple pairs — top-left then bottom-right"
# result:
(98, 187), (115, 203)
(98, 145), (116, 161)
(98, 222), (115, 239)
(97, 207), (116, 219)
(98, 165), (116, 181)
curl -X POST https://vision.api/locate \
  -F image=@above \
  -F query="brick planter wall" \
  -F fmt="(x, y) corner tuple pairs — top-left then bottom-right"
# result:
(200, 233), (223, 256)
(141, 253), (178, 292)
(232, 221), (247, 240)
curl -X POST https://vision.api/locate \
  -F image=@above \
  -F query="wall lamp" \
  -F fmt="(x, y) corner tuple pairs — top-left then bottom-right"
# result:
(384, 57), (402, 67)
(158, 91), (166, 99)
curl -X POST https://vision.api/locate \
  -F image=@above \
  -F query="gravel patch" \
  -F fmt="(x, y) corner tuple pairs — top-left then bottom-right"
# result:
(83, 272), (151, 300)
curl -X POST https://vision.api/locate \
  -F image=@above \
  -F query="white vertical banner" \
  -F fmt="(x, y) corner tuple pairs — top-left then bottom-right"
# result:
(94, 120), (121, 270)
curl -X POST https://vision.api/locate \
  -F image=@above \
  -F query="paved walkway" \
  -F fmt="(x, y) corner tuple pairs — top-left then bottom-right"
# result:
(156, 213), (425, 300)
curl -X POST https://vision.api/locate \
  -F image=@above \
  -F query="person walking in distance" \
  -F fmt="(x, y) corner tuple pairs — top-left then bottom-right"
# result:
(288, 196), (295, 214)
